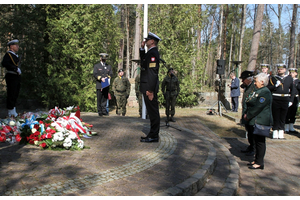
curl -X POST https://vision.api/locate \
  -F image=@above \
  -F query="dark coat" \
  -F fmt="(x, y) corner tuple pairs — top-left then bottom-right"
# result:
(267, 75), (295, 102)
(230, 77), (240, 97)
(93, 62), (113, 90)
(245, 86), (273, 126)
(1, 51), (20, 73)
(139, 47), (159, 94)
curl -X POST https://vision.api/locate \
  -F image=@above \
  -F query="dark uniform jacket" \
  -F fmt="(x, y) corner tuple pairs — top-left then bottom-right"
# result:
(267, 75), (295, 102)
(161, 74), (180, 97)
(139, 47), (159, 94)
(245, 86), (273, 126)
(230, 77), (240, 97)
(241, 81), (256, 125)
(293, 78), (300, 100)
(112, 76), (131, 97)
(93, 62), (112, 89)
(1, 51), (20, 74)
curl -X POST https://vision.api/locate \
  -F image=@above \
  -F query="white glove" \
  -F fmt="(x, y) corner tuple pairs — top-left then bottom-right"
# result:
(17, 68), (21, 75)
(289, 102), (293, 107)
(275, 80), (280, 87)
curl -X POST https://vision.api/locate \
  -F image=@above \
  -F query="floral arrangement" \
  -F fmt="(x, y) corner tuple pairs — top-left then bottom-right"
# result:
(0, 106), (95, 150)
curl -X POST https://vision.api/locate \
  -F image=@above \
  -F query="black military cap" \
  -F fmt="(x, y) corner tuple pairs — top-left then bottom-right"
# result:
(260, 64), (269, 68)
(239, 70), (254, 80)
(144, 32), (161, 42)
(276, 63), (286, 69)
(168, 68), (173, 72)
(7, 39), (19, 46)
(99, 53), (109, 59)
(118, 69), (124, 73)
(289, 68), (298, 73)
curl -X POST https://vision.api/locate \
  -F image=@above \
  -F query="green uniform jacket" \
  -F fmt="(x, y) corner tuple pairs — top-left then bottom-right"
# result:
(161, 74), (180, 97)
(112, 76), (131, 96)
(245, 86), (273, 126)
(241, 81), (256, 125)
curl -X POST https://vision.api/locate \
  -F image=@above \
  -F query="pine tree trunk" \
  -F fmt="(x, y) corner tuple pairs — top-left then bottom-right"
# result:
(238, 4), (246, 76)
(247, 4), (264, 71)
(288, 4), (298, 69)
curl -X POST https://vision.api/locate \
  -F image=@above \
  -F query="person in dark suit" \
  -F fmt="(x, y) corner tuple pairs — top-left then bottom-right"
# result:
(285, 68), (300, 133)
(240, 70), (256, 156)
(139, 32), (161, 143)
(228, 72), (240, 112)
(267, 64), (294, 139)
(93, 53), (113, 116)
(244, 72), (273, 170)
(1, 39), (21, 117)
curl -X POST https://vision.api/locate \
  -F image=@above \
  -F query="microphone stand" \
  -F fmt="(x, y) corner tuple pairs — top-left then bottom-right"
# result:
(160, 59), (181, 131)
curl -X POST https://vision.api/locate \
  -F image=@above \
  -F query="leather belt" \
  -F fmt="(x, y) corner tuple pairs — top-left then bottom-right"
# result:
(272, 93), (290, 97)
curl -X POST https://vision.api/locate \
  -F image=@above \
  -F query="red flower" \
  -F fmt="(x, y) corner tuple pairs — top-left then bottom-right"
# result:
(39, 143), (47, 148)
(34, 124), (39, 130)
(46, 133), (52, 139)
(29, 140), (34, 144)
(39, 121), (44, 124)
(15, 134), (22, 142)
(40, 134), (46, 140)
(0, 135), (6, 142)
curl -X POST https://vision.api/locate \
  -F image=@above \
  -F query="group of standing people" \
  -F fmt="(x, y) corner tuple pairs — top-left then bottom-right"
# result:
(240, 63), (300, 170)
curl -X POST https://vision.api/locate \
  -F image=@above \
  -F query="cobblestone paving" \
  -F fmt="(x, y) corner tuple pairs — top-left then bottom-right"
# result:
(2, 130), (176, 196)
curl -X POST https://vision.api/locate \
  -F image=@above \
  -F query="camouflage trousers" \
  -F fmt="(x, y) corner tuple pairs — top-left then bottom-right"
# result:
(115, 95), (128, 115)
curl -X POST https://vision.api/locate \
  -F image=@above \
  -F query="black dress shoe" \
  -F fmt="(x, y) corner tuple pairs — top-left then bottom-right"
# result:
(247, 161), (255, 166)
(140, 137), (159, 143)
(98, 113), (103, 116)
(248, 165), (264, 170)
(141, 136), (147, 139)
(169, 118), (176, 122)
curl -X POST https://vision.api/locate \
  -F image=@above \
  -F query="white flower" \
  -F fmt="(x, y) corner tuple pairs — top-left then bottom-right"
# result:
(67, 131), (77, 140)
(34, 141), (39, 145)
(65, 106), (74, 111)
(77, 139), (84, 149)
(9, 121), (15, 126)
(31, 128), (37, 134)
(63, 137), (72, 148)
(52, 132), (64, 142)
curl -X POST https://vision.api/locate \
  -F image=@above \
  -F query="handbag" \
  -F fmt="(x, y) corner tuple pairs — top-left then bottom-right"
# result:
(253, 123), (271, 137)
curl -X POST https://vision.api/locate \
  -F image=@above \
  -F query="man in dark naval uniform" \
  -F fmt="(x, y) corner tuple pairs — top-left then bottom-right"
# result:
(139, 32), (161, 143)
(267, 64), (295, 139)
(93, 53), (113, 116)
(1, 39), (21, 117)
(285, 68), (300, 133)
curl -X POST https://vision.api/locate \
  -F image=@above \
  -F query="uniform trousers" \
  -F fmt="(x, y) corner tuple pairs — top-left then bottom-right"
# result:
(272, 99), (289, 130)
(143, 93), (160, 138)
(115, 94), (127, 115)
(5, 73), (21, 109)
(97, 87), (109, 114)
(285, 97), (298, 124)
(231, 96), (239, 112)
(245, 124), (255, 152)
(253, 134), (266, 166)
(165, 94), (177, 117)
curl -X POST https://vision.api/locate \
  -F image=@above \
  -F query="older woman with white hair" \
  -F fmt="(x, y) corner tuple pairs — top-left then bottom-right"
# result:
(243, 73), (273, 170)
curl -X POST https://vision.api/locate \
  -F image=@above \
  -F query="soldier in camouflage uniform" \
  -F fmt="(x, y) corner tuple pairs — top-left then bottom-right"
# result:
(161, 68), (180, 122)
(112, 69), (131, 116)
(135, 73), (142, 117)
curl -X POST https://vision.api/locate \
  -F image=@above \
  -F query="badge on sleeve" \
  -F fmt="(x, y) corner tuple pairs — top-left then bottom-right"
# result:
(259, 97), (265, 103)
(151, 57), (155, 62)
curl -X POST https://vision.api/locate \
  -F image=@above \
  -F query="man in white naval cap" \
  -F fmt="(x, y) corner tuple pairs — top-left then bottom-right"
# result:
(285, 68), (300, 133)
(93, 53), (113, 116)
(139, 32), (161, 143)
(267, 64), (295, 139)
(1, 39), (21, 117)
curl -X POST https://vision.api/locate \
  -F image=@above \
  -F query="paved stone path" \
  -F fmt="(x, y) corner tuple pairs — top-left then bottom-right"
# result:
(1, 110), (300, 196)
